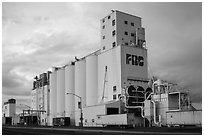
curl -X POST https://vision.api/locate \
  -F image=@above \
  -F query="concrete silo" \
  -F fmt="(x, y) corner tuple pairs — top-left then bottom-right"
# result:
(74, 60), (86, 126)
(65, 64), (75, 126)
(86, 54), (98, 106)
(75, 60), (86, 107)
(50, 69), (57, 124)
(56, 68), (65, 117)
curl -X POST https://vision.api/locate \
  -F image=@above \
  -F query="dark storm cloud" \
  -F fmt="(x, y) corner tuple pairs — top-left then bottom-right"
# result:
(2, 27), (99, 101)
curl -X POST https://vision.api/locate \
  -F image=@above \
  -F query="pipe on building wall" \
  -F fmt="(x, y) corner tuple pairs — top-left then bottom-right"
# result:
(140, 107), (144, 118)
(151, 100), (160, 125)
(124, 102), (144, 118)
(146, 92), (153, 100)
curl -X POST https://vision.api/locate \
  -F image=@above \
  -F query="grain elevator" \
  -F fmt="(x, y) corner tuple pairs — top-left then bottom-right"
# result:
(31, 10), (201, 127)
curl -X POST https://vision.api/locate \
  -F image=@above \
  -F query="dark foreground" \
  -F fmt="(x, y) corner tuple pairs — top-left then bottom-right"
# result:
(2, 125), (202, 135)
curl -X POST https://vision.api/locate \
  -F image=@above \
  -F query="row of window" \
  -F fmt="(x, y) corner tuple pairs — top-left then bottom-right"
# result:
(102, 19), (134, 28)
(102, 31), (135, 39)
(102, 15), (114, 22)
(102, 19), (115, 29)
(113, 94), (121, 100)
(125, 20), (135, 26)
(84, 118), (95, 123)
(124, 31), (135, 37)
(105, 40), (133, 48)
(104, 40), (134, 49)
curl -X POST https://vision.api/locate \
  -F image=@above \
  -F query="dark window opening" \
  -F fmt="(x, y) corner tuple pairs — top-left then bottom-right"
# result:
(131, 22), (134, 26)
(124, 21), (128, 24)
(112, 42), (116, 47)
(102, 19), (105, 23)
(78, 102), (81, 109)
(113, 94), (117, 100)
(107, 108), (119, 115)
(102, 25), (105, 29)
(112, 30), (115, 36)
(102, 35), (105, 39)
(103, 46), (105, 50)
(108, 16), (110, 19)
(131, 33), (134, 37)
(125, 43), (128, 45)
(112, 20), (115, 26)
(113, 86), (117, 91)
(124, 31), (128, 35)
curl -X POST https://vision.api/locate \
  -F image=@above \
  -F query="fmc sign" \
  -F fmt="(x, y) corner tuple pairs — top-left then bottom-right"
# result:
(126, 54), (144, 66)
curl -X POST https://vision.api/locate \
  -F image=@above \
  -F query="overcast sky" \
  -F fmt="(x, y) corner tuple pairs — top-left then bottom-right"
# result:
(2, 2), (202, 111)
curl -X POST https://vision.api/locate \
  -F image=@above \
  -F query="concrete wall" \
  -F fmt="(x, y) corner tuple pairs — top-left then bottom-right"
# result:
(75, 104), (106, 127)
(3, 103), (16, 117)
(100, 11), (116, 51)
(98, 46), (122, 103)
(166, 110), (202, 125)
(116, 11), (141, 47)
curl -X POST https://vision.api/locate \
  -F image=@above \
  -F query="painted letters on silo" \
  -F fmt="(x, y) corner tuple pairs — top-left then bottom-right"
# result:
(86, 55), (98, 106)
(50, 70), (57, 118)
(75, 60), (86, 108)
(56, 68), (65, 117)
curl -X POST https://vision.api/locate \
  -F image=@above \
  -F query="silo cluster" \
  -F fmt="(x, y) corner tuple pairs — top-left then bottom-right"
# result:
(49, 53), (99, 126)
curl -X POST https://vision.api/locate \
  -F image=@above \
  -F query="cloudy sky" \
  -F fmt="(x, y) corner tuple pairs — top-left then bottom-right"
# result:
(2, 2), (202, 111)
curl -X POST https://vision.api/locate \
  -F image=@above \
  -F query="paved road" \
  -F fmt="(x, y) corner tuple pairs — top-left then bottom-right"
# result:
(2, 126), (202, 135)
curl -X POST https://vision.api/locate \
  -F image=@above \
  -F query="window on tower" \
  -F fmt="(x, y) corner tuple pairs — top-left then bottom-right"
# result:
(131, 22), (134, 26)
(112, 42), (116, 47)
(102, 19), (105, 23)
(112, 20), (115, 26)
(124, 21), (128, 24)
(113, 95), (117, 100)
(102, 35), (105, 39)
(131, 33), (134, 37)
(124, 31), (128, 35)
(108, 16), (111, 19)
(113, 86), (117, 92)
(102, 25), (105, 29)
(112, 30), (115, 36)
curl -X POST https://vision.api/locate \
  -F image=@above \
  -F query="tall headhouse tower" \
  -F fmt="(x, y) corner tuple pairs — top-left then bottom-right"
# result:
(98, 10), (148, 103)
